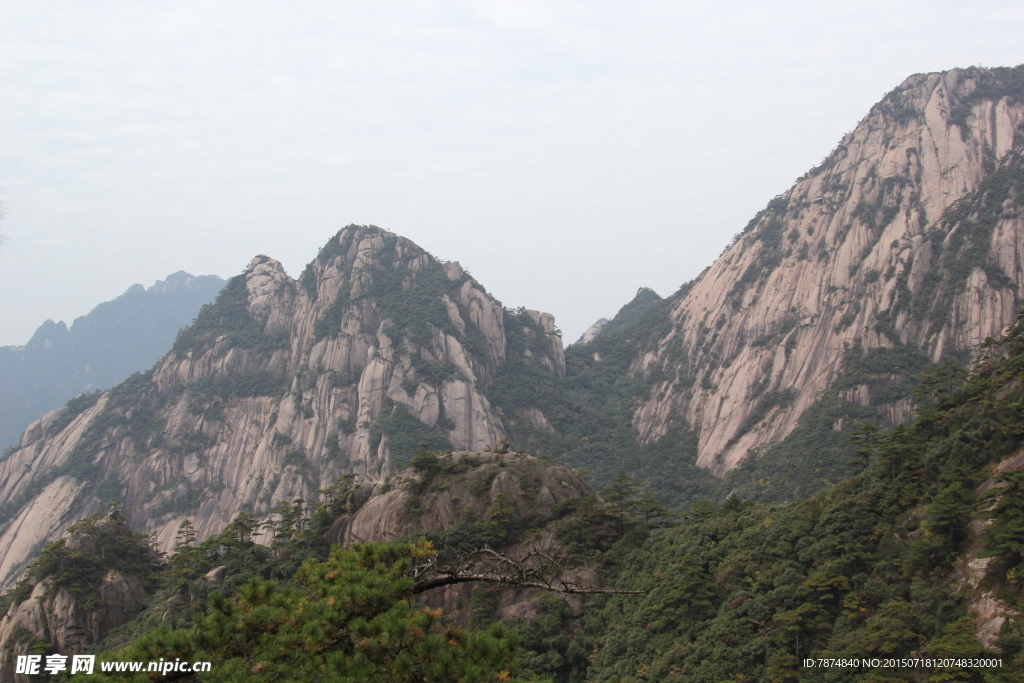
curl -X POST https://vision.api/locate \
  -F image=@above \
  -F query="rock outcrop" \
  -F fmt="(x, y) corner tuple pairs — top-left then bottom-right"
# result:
(325, 450), (589, 545)
(0, 510), (172, 678)
(631, 66), (1024, 473)
(0, 571), (146, 682)
(325, 450), (592, 627)
(954, 450), (1024, 650)
(0, 226), (565, 589)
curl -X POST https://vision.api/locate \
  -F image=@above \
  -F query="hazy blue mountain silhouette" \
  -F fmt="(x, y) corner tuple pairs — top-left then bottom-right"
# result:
(0, 271), (224, 451)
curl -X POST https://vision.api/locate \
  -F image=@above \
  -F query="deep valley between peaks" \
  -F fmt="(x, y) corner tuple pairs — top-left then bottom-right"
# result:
(2, 64), (1024, 681)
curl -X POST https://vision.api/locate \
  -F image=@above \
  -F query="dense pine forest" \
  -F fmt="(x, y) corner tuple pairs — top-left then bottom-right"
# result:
(3, 309), (1024, 680)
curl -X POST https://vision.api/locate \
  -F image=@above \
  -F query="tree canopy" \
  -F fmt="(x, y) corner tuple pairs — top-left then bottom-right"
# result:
(95, 543), (520, 683)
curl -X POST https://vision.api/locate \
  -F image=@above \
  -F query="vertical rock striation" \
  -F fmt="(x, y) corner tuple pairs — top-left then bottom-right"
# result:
(633, 67), (1024, 474)
(0, 226), (565, 588)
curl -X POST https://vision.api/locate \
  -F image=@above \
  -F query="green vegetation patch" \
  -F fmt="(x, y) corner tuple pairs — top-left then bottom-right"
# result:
(94, 543), (519, 683)
(367, 234), (463, 347)
(378, 400), (453, 470)
(187, 370), (289, 407)
(45, 390), (103, 437)
(948, 64), (1024, 129)
(0, 508), (163, 613)
(311, 283), (352, 341)
(579, 316), (1024, 680)
(171, 274), (288, 357)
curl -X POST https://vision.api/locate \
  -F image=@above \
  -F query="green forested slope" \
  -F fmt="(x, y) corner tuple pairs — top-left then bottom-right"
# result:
(5, 307), (1024, 681)
(489, 287), (718, 509)
(571, 316), (1024, 682)
(491, 286), (937, 509)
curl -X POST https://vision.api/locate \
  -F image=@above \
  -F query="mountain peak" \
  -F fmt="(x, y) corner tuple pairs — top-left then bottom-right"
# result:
(632, 64), (1024, 473)
(0, 226), (567, 585)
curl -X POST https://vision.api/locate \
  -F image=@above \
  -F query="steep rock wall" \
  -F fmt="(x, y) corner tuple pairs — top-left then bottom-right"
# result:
(324, 450), (592, 627)
(0, 226), (565, 588)
(633, 67), (1024, 473)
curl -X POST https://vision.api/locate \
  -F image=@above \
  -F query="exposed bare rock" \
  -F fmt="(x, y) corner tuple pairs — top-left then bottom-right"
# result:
(202, 566), (228, 587)
(577, 319), (609, 345)
(0, 226), (566, 590)
(0, 476), (87, 596)
(955, 449), (1024, 649)
(327, 488), (410, 545)
(633, 67), (1024, 474)
(327, 451), (588, 545)
(0, 571), (145, 681)
(524, 311), (565, 378)
(496, 595), (541, 621)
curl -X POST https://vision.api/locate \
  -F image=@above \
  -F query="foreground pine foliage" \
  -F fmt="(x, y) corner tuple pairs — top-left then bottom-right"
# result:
(94, 543), (519, 683)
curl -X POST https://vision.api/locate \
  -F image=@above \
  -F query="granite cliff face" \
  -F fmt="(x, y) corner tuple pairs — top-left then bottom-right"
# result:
(0, 226), (565, 588)
(0, 513), (154, 683)
(325, 450), (589, 547)
(630, 67), (1024, 474)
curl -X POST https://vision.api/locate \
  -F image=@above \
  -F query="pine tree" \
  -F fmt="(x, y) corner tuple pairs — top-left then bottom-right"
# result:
(847, 423), (880, 472)
(601, 471), (640, 534)
(635, 492), (674, 528)
(167, 519), (205, 602)
(93, 543), (520, 682)
(175, 518), (197, 548)
(219, 512), (261, 547)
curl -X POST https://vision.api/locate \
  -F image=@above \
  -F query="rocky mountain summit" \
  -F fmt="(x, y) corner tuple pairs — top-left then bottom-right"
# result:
(0, 226), (565, 589)
(574, 67), (1024, 478)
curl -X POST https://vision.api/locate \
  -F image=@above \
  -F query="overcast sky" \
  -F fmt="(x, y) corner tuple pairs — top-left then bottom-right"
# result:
(1, 1), (1023, 346)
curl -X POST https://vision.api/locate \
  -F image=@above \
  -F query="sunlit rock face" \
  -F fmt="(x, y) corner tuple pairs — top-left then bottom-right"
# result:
(0, 225), (565, 588)
(632, 67), (1024, 474)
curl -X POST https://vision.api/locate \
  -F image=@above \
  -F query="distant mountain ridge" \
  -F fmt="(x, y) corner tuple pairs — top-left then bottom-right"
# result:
(0, 271), (224, 452)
